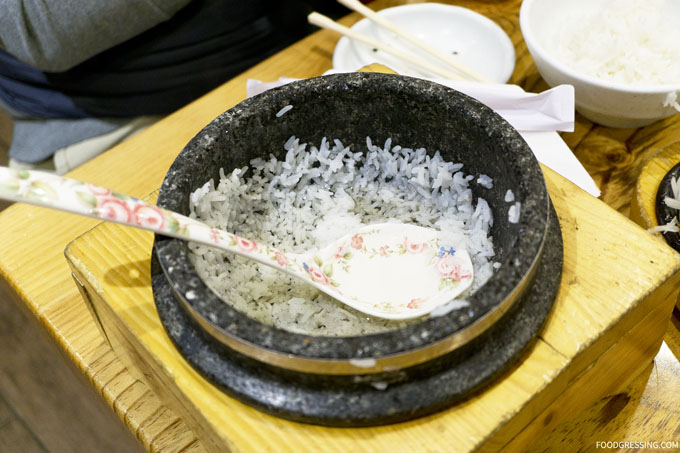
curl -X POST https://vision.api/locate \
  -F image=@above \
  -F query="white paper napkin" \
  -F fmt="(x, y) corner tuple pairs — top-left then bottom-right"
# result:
(245, 76), (600, 197)
(431, 80), (575, 133)
(520, 131), (600, 197)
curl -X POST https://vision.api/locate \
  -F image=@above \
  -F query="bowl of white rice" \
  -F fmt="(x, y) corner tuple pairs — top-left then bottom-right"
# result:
(154, 72), (552, 384)
(520, 0), (680, 128)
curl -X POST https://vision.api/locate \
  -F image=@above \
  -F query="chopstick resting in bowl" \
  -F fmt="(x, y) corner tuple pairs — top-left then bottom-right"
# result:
(308, 12), (467, 81)
(336, 0), (490, 82)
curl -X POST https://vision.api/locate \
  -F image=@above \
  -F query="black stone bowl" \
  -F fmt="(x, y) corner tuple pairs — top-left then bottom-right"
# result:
(655, 161), (680, 252)
(155, 72), (550, 377)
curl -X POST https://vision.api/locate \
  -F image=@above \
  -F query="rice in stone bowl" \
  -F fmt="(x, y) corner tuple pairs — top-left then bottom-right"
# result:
(187, 134), (502, 337)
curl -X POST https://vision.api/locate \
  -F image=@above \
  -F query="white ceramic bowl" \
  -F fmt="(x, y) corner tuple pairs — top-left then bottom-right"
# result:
(520, 0), (680, 128)
(333, 3), (515, 83)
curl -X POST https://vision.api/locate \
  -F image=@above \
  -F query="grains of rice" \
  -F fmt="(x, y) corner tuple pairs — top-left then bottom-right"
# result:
(650, 217), (679, 234)
(188, 136), (497, 336)
(664, 92), (680, 112)
(551, 0), (680, 89)
(350, 358), (377, 368)
(477, 174), (493, 189)
(504, 189), (515, 203)
(665, 196), (680, 210)
(649, 175), (680, 234)
(508, 201), (521, 224)
(429, 299), (470, 318)
(276, 105), (293, 117)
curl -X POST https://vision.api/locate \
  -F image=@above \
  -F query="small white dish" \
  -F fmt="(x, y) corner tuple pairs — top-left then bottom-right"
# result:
(332, 3), (515, 83)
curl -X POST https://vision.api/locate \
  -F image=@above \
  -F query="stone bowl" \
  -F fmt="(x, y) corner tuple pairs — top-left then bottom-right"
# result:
(154, 72), (550, 379)
(656, 162), (680, 252)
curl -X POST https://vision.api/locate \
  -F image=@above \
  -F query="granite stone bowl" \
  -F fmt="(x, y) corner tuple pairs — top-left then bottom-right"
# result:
(656, 162), (680, 252)
(154, 72), (551, 379)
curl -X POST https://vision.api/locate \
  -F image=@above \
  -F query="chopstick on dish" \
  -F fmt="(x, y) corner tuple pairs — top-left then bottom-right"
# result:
(336, 0), (491, 82)
(308, 12), (466, 80)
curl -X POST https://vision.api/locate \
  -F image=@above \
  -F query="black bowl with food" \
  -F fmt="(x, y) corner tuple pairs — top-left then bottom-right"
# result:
(152, 72), (560, 425)
(655, 162), (680, 252)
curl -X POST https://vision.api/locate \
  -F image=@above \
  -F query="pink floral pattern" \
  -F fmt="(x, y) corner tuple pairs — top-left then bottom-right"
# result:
(435, 253), (472, 280)
(234, 235), (258, 253)
(407, 298), (423, 309)
(334, 246), (346, 259)
(209, 228), (220, 244)
(274, 251), (289, 266)
(133, 204), (166, 229)
(305, 265), (331, 285)
(87, 184), (111, 197)
(97, 197), (132, 222)
(350, 234), (364, 250)
(404, 237), (428, 254)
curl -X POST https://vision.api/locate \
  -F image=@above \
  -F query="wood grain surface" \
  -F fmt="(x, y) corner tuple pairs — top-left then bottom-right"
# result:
(529, 314), (680, 452)
(1, 0), (680, 452)
(0, 278), (144, 453)
(0, 108), (11, 211)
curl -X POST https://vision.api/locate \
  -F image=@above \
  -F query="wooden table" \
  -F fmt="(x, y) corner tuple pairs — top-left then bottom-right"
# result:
(1, 1), (679, 451)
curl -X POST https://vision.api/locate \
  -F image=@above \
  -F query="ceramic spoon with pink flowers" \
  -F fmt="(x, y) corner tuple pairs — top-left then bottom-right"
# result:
(0, 167), (474, 320)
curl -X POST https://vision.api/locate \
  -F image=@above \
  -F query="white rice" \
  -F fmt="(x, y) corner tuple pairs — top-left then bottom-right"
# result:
(276, 105), (293, 117)
(429, 299), (470, 318)
(350, 358), (377, 368)
(371, 382), (389, 390)
(665, 196), (680, 211)
(188, 136), (497, 336)
(477, 174), (493, 189)
(650, 217), (679, 234)
(504, 189), (515, 203)
(650, 175), (680, 234)
(552, 0), (680, 89)
(664, 92), (680, 112)
(508, 202), (521, 224)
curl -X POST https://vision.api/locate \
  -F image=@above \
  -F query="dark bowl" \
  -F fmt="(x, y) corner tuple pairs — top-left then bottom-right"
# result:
(154, 72), (550, 376)
(656, 161), (680, 252)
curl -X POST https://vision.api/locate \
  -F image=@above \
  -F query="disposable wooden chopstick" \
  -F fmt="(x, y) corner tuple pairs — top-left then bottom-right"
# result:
(336, 0), (491, 82)
(307, 12), (466, 81)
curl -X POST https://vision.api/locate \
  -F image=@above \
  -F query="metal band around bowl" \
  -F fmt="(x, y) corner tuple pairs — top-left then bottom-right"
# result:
(175, 227), (547, 376)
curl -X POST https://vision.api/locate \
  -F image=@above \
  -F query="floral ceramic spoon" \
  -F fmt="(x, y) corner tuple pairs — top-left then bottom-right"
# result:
(0, 167), (474, 320)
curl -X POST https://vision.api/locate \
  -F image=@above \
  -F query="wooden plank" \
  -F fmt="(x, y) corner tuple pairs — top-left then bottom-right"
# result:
(0, 279), (144, 453)
(0, 418), (47, 453)
(0, 108), (12, 211)
(0, 395), (11, 424)
(0, 106), (12, 151)
(528, 315), (680, 451)
(539, 167), (680, 359)
(504, 287), (677, 451)
(0, 386), (46, 452)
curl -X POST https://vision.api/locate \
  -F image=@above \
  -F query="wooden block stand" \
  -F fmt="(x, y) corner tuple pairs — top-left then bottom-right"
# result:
(66, 166), (680, 452)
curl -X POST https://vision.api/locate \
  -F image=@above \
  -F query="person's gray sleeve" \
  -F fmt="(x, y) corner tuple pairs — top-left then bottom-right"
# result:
(0, 0), (192, 72)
